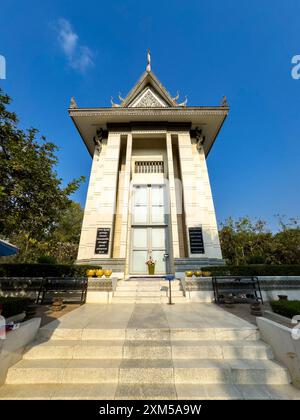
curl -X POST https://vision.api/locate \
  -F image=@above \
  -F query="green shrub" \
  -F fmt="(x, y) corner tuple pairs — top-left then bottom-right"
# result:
(0, 297), (32, 318)
(200, 265), (300, 277)
(0, 264), (101, 278)
(270, 300), (300, 319)
(247, 255), (265, 264)
(37, 255), (57, 265)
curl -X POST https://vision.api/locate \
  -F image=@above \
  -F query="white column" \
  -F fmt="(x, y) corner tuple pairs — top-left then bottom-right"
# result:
(98, 132), (121, 257)
(77, 143), (106, 261)
(77, 132), (121, 261)
(119, 133), (132, 258)
(166, 133), (180, 259)
(195, 145), (222, 259)
(177, 131), (222, 259)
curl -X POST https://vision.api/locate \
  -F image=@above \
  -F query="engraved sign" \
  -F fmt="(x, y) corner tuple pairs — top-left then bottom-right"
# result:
(95, 228), (110, 255)
(189, 227), (205, 254)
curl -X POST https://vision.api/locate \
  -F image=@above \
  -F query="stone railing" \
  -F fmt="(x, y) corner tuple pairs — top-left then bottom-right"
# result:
(181, 276), (300, 302)
(0, 276), (119, 304)
(0, 277), (43, 299)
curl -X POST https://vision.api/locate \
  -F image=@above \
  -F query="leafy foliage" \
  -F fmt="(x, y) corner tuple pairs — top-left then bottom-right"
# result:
(0, 263), (101, 278)
(0, 297), (32, 318)
(199, 265), (300, 276)
(270, 300), (300, 319)
(0, 88), (84, 263)
(219, 216), (300, 265)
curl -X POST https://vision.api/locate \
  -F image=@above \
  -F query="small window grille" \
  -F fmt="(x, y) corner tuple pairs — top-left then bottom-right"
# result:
(134, 161), (164, 174)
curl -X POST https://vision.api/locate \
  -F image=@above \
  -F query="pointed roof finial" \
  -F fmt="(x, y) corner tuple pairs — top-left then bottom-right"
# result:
(69, 96), (78, 109)
(146, 49), (151, 73)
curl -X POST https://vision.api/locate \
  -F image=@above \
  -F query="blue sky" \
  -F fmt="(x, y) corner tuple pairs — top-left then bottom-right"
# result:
(1, 0), (299, 231)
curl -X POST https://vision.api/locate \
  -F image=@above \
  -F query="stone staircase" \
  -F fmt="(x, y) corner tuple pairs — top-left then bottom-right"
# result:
(0, 309), (299, 399)
(112, 278), (186, 303)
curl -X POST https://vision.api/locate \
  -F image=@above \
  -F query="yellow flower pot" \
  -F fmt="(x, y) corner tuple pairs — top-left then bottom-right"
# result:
(202, 271), (211, 277)
(104, 269), (112, 278)
(185, 271), (194, 278)
(194, 271), (202, 277)
(96, 269), (104, 278)
(86, 269), (96, 278)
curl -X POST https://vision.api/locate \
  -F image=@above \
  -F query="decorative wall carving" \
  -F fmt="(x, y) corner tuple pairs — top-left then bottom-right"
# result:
(133, 90), (165, 108)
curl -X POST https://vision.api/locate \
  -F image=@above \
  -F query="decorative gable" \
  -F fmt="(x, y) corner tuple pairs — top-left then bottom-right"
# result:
(129, 86), (168, 108)
(119, 71), (177, 108)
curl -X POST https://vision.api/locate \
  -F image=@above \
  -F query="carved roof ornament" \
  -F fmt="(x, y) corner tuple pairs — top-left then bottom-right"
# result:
(146, 49), (151, 73)
(93, 128), (104, 152)
(111, 96), (121, 108)
(131, 88), (167, 108)
(178, 96), (188, 107)
(195, 127), (205, 151)
(118, 92), (125, 102)
(69, 96), (78, 109)
(221, 96), (228, 107)
(136, 90), (161, 107)
(172, 91), (180, 101)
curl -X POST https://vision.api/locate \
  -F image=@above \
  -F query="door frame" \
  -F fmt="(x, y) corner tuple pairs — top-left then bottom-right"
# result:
(129, 184), (170, 275)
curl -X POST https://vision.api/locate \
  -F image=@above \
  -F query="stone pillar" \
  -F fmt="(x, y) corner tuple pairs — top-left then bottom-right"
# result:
(166, 133), (180, 260)
(177, 131), (222, 259)
(98, 132), (121, 257)
(119, 133), (132, 258)
(77, 142), (106, 261)
(77, 132), (121, 262)
(194, 144), (222, 259)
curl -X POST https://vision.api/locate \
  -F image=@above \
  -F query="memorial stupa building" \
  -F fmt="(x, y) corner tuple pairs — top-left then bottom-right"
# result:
(69, 52), (229, 278)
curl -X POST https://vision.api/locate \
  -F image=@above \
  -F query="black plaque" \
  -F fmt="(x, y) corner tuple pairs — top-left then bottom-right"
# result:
(189, 227), (205, 254)
(94, 228), (110, 255)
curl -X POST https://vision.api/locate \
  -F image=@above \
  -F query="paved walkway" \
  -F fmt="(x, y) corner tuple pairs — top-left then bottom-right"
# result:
(39, 303), (256, 334)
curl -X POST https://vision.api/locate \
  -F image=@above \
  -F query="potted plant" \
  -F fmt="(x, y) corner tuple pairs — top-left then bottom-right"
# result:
(194, 270), (202, 277)
(250, 301), (263, 316)
(96, 269), (104, 278)
(146, 256), (156, 275)
(86, 269), (96, 278)
(202, 271), (212, 277)
(185, 271), (194, 278)
(104, 269), (112, 278)
(278, 295), (288, 301)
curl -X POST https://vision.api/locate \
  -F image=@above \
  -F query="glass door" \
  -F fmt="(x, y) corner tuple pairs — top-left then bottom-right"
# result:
(130, 185), (169, 274)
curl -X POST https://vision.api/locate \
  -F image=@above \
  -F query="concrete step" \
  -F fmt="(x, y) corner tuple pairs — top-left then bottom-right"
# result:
(176, 384), (300, 400)
(115, 286), (183, 292)
(38, 326), (260, 342)
(114, 291), (162, 297)
(119, 281), (181, 287)
(172, 359), (290, 385)
(1, 383), (299, 400)
(24, 339), (273, 361)
(113, 291), (184, 298)
(6, 358), (290, 385)
(111, 296), (186, 303)
(6, 359), (121, 384)
(0, 383), (117, 400)
(111, 297), (162, 303)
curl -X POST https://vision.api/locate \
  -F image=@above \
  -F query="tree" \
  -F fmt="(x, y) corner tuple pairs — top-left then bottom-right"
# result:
(0, 88), (84, 261)
(268, 217), (300, 264)
(219, 217), (272, 265)
(48, 202), (84, 264)
(219, 216), (300, 265)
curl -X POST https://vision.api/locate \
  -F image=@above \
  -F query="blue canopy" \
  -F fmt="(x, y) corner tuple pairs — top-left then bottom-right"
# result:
(0, 239), (19, 256)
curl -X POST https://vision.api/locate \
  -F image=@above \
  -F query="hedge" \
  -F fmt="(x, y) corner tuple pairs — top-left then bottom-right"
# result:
(0, 297), (32, 318)
(270, 300), (300, 319)
(200, 265), (300, 277)
(0, 264), (101, 278)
